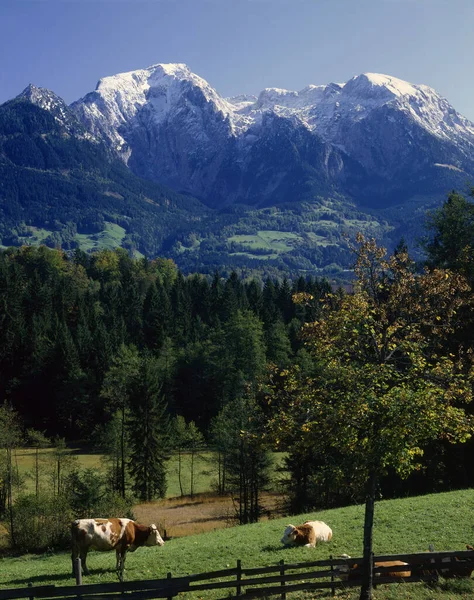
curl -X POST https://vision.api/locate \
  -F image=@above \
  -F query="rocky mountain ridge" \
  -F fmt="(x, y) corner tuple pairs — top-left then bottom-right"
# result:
(68, 64), (474, 209)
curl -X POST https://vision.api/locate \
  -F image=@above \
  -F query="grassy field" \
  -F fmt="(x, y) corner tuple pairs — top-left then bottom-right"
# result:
(0, 489), (473, 599)
(75, 222), (126, 252)
(12, 447), (223, 499)
(228, 230), (301, 254)
(12, 446), (285, 499)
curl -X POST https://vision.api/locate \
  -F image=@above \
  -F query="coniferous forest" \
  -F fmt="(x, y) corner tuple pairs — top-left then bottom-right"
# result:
(1, 191), (474, 554)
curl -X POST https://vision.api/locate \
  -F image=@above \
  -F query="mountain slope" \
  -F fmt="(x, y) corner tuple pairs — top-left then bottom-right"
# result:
(0, 91), (208, 255)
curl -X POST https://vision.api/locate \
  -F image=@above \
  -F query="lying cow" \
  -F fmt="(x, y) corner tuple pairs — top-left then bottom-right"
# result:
(337, 554), (411, 582)
(71, 518), (165, 581)
(281, 520), (332, 548)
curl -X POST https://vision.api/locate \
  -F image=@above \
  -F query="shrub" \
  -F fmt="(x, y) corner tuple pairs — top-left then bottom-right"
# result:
(11, 494), (72, 552)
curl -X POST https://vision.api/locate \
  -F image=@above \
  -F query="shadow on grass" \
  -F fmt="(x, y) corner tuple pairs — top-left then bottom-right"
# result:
(426, 577), (474, 594)
(166, 501), (206, 509)
(261, 544), (286, 552)
(3, 568), (113, 587)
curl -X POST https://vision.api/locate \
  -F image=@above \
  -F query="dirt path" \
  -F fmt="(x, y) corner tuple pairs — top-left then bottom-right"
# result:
(134, 492), (284, 539)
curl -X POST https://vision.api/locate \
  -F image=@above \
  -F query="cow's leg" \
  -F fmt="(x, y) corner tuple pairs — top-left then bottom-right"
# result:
(116, 549), (125, 582)
(71, 543), (78, 577)
(81, 548), (90, 575)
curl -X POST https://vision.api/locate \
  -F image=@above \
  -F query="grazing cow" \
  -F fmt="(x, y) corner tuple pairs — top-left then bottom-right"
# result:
(280, 520), (332, 548)
(71, 518), (165, 581)
(337, 555), (411, 582)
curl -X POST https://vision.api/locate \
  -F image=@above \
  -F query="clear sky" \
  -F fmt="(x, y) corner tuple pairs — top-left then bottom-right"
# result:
(1, 0), (473, 120)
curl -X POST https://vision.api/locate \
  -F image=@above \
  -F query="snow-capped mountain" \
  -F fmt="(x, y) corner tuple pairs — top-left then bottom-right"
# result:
(70, 64), (474, 208)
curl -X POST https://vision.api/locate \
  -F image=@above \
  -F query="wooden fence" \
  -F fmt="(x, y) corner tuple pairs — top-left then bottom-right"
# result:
(1, 550), (473, 600)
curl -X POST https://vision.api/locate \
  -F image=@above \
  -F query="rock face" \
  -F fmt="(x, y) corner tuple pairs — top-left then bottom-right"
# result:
(71, 64), (474, 208)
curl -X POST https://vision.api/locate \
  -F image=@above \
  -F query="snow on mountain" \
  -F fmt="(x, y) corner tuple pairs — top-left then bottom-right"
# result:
(229, 73), (474, 152)
(70, 63), (474, 206)
(71, 63), (239, 157)
(18, 84), (93, 139)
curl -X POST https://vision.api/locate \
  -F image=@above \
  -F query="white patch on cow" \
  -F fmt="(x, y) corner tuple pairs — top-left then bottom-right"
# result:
(280, 525), (297, 545)
(146, 524), (165, 547)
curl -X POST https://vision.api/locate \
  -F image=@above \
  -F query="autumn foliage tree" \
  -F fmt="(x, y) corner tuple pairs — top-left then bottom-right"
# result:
(267, 234), (474, 600)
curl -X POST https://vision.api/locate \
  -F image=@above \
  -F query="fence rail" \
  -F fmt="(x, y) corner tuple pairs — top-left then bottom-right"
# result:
(0, 550), (472, 600)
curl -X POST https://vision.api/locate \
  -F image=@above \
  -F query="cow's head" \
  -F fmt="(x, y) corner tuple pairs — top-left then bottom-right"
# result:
(146, 524), (165, 547)
(280, 525), (297, 546)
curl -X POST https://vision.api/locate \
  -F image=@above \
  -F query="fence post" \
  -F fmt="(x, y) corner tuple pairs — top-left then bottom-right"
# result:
(236, 559), (242, 596)
(371, 552), (376, 590)
(279, 559), (286, 600)
(74, 558), (82, 586)
(167, 571), (172, 600)
(330, 554), (335, 597)
(429, 543), (439, 582)
(28, 582), (34, 600)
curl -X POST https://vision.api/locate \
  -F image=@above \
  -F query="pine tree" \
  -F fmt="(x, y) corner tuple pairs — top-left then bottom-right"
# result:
(127, 357), (171, 501)
(100, 344), (140, 497)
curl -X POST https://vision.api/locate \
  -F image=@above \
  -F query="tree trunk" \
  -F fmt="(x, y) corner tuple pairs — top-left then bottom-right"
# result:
(35, 447), (39, 497)
(121, 403), (126, 498)
(7, 448), (15, 547)
(217, 451), (222, 495)
(178, 449), (184, 497)
(360, 471), (377, 600)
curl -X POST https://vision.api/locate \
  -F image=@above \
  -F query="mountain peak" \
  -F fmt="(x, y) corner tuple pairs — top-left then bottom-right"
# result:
(148, 62), (191, 76)
(18, 83), (64, 106)
(94, 62), (194, 93)
(343, 73), (423, 99)
(18, 84), (92, 139)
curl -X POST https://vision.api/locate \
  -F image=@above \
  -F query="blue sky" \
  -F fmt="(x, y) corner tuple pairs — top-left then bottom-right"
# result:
(1, 0), (473, 120)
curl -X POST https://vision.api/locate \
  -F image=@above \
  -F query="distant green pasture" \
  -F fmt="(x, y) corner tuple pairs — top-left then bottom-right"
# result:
(75, 222), (126, 251)
(228, 230), (301, 254)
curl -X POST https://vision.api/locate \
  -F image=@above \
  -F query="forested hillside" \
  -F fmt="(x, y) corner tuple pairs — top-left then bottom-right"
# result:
(1, 192), (474, 557)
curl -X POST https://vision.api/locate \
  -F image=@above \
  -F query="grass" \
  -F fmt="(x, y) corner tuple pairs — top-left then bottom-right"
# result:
(228, 231), (301, 254)
(12, 448), (218, 498)
(11, 447), (285, 499)
(75, 222), (126, 252)
(8, 222), (128, 254)
(1, 489), (473, 599)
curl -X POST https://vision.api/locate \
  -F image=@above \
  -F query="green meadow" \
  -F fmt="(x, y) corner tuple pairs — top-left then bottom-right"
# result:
(1, 489), (473, 599)
(12, 447), (219, 499)
(75, 222), (126, 252)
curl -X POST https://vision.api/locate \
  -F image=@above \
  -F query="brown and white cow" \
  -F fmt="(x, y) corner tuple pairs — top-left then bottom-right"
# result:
(280, 520), (333, 548)
(71, 518), (165, 581)
(337, 555), (411, 582)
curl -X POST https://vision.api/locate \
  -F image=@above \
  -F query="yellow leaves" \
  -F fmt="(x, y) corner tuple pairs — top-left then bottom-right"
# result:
(292, 292), (314, 305)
